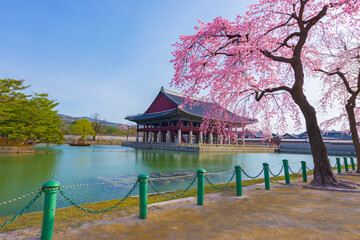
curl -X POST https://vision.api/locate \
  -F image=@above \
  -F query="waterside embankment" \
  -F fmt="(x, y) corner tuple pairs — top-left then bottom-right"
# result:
(0, 146), (34, 153)
(122, 142), (277, 153)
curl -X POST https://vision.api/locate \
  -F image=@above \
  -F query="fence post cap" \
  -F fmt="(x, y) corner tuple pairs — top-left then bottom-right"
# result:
(42, 181), (60, 189)
(301, 161), (306, 164)
(282, 159), (288, 163)
(336, 157), (340, 160)
(262, 163), (269, 167)
(196, 169), (206, 173)
(343, 156), (347, 159)
(137, 174), (149, 179)
(235, 165), (242, 170)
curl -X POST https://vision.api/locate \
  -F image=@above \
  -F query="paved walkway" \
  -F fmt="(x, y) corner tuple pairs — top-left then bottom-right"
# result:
(53, 175), (360, 240)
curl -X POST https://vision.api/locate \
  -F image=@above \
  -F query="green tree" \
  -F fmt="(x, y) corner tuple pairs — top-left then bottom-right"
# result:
(0, 78), (64, 144)
(104, 125), (121, 135)
(69, 119), (95, 141)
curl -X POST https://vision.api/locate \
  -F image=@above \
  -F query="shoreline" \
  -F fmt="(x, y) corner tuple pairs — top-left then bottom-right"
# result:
(0, 172), (307, 234)
(2, 169), (360, 239)
(0, 146), (35, 154)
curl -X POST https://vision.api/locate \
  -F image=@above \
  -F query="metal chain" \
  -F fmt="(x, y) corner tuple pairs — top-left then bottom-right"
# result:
(59, 181), (138, 214)
(62, 174), (197, 188)
(204, 171), (236, 190)
(241, 168), (264, 179)
(206, 169), (234, 175)
(0, 190), (43, 229)
(331, 162), (337, 168)
(148, 175), (197, 199)
(149, 174), (195, 180)
(0, 189), (42, 206)
(62, 179), (138, 188)
(306, 166), (314, 171)
(288, 165), (302, 174)
(269, 165), (284, 177)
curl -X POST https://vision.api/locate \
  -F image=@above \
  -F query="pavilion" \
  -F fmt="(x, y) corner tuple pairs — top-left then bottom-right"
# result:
(125, 87), (256, 145)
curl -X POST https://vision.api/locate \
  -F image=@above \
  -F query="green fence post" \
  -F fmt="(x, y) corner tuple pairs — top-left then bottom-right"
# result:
(301, 161), (307, 182)
(350, 157), (356, 171)
(138, 174), (149, 219)
(235, 165), (242, 196)
(336, 157), (341, 174)
(282, 159), (290, 184)
(41, 181), (60, 240)
(263, 163), (270, 190)
(197, 169), (206, 205)
(343, 157), (349, 172)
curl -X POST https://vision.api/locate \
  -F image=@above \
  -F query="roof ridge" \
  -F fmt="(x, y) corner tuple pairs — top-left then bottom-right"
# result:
(162, 88), (211, 102)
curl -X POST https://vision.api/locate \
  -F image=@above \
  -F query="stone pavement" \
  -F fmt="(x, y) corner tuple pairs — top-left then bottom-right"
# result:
(53, 175), (360, 240)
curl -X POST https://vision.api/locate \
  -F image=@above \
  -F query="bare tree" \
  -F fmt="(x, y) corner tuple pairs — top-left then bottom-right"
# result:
(90, 113), (105, 140)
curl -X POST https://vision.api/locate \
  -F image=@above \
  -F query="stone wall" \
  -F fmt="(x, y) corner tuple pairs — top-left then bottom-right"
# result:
(0, 146), (35, 153)
(122, 142), (199, 152)
(122, 142), (277, 153)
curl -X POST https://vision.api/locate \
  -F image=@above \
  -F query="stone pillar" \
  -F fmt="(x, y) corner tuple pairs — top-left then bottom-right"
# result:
(178, 129), (182, 143)
(242, 124), (245, 145)
(189, 130), (193, 144)
(228, 135), (231, 145)
(166, 131), (170, 143)
(199, 132), (203, 144)
(136, 132), (139, 142)
(209, 132), (213, 144)
(219, 134), (223, 145)
(158, 131), (161, 143)
(149, 132), (152, 143)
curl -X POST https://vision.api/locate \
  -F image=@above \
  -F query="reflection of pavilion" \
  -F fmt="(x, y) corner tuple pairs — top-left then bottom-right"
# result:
(126, 87), (255, 145)
(135, 149), (237, 171)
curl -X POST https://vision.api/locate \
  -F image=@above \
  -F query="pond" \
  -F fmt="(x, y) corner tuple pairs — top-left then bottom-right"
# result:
(0, 145), (338, 217)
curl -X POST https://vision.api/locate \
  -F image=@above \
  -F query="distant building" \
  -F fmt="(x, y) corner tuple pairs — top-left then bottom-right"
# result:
(281, 133), (299, 139)
(282, 130), (352, 140)
(125, 87), (256, 144)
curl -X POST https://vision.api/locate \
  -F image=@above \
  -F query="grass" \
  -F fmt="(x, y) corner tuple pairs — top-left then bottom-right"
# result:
(0, 165), (356, 234)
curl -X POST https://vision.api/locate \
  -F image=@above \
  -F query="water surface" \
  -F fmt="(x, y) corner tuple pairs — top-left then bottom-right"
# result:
(0, 145), (337, 217)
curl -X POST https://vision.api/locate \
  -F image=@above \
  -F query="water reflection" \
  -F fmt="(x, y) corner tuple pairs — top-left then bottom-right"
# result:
(0, 150), (59, 216)
(136, 149), (239, 172)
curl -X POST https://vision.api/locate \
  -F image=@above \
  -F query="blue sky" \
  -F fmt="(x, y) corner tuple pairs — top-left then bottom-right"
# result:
(0, 0), (257, 124)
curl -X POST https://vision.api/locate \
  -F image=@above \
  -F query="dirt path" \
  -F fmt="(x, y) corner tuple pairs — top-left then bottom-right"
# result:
(53, 177), (360, 240)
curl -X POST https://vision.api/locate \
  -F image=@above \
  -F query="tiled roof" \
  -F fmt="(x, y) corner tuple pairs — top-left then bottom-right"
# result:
(125, 88), (257, 124)
(162, 89), (256, 124)
(125, 108), (177, 121)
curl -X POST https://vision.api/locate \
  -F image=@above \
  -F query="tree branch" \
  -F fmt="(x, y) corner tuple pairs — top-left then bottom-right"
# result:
(261, 50), (294, 63)
(304, 5), (328, 31)
(316, 69), (355, 94)
(255, 86), (292, 102)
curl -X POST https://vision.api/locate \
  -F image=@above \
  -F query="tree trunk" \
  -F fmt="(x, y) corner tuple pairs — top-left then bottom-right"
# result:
(345, 98), (360, 173)
(93, 134), (96, 141)
(292, 91), (338, 185)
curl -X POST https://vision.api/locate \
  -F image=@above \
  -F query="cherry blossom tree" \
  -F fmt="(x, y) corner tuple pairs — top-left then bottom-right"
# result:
(171, 0), (359, 186)
(315, 20), (360, 173)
